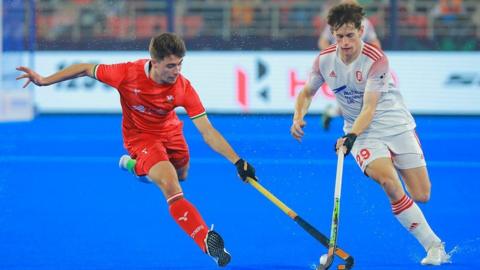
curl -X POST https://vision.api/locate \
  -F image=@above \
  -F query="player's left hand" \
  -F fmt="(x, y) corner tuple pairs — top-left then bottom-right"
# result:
(334, 133), (357, 156)
(16, 66), (46, 88)
(234, 158), (257, 182)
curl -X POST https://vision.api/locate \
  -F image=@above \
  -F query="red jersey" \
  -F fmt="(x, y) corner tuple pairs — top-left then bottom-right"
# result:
(93, 59), (206, 138)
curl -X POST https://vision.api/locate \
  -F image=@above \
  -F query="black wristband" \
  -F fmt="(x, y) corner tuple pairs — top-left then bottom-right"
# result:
(342, 133), (357, 155)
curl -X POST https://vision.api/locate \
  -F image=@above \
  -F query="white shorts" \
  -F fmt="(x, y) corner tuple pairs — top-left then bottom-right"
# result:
(350, 130), (426, 172)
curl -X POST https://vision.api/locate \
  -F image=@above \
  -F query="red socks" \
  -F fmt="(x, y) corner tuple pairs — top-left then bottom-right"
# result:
(168, 192), (209, 252)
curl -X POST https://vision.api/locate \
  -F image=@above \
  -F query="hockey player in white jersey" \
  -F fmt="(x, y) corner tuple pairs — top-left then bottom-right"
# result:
(318, 0), (382, 131)
(290, 2), (450, 266)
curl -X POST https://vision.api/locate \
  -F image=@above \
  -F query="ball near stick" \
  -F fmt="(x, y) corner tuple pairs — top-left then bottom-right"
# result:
(320, 254), (328, 265)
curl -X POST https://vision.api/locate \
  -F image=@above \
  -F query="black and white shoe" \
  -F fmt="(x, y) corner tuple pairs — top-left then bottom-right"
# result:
(205, 226), (231, 267)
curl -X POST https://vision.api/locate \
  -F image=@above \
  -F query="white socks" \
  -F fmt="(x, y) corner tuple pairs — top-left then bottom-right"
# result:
(392, 194), (441, 251)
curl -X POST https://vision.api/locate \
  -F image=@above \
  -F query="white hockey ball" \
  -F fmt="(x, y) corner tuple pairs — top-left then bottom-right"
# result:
(319, 254), (328, 265)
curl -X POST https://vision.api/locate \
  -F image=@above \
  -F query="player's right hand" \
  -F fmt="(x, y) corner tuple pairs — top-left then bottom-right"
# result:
(235, 158), (257, 182)
(16, 66), (46, 88)
(290, 119), (306, 142)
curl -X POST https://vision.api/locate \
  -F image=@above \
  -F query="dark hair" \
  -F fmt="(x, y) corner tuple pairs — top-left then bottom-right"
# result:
(149, 33), (186, 61)
(327, 3), (365, 32)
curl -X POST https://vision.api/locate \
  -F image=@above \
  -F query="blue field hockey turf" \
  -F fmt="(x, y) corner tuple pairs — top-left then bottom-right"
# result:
(1, 114), (479, 270)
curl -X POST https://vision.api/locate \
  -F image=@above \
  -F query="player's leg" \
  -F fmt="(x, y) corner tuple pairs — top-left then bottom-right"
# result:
(390, 131), (449, 265)
(365, 158), (447, 265)
(120, 129), (191, 182)
(391, 130), (431, 202)
(176, 163), (190, 181)
(399, 166), (430, 203)
(352, 137), (448, 265)
(119, 155), (189, 182)
(119, 154), (152, 183)
(151, 134), (231, 266)
(167, 128), (191, 181)
(399, 166), (448, 265)
(364, 158), (405, 202)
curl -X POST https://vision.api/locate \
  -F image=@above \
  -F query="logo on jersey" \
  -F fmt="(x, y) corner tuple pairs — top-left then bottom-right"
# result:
(166, 95), (174, 103)
(332, 85), (347, 94)
(133, 88), (141, 95)
(131, 105), (168, 115)
(329, 70), (337, 78)
(355, 71), (363, 82)
(132, 105), (146, 113)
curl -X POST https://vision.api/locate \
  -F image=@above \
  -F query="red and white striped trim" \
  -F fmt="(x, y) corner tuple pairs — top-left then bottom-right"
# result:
(320, 44), (337, 56)
(362, 43), (384, 61)
(391, 194), (414, 215)
(167, 192), (184, 204)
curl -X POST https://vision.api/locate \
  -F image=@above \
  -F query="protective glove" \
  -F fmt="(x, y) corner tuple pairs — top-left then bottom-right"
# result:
(334, 133), (357, 156)
(234, 158), (257, 182)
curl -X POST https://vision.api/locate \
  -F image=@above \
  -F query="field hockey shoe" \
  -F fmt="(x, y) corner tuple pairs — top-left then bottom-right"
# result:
(421, 242), (451, 266)
(205, 227), (231, 267)
(118, 155), (151, 183)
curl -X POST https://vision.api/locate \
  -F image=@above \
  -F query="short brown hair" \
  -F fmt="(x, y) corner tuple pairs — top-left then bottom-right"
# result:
(149, 33), (186, 61)
(327, 3), (365, 32)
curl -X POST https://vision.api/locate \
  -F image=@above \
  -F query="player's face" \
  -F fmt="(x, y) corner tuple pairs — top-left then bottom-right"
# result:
(333, 23), (364, 62)
(151, 55), (183, 84)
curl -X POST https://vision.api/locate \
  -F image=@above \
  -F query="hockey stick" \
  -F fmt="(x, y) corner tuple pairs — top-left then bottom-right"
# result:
(247, 177), (354, 269)
(317, 146), (346, 270)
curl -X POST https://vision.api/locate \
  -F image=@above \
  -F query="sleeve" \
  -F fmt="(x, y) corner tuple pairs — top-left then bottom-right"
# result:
(365, 56), (389, 93)
(305, 53), (325, 95)
(182, 80), (206, 120)
(93, 62), (129, 89)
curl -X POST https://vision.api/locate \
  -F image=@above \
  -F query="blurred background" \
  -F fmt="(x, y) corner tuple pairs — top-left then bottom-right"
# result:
(1, 1), (480, 270)
(34, 0), (480, 51)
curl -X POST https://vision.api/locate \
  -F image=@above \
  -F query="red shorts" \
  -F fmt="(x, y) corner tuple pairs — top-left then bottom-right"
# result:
(124, 127), (190, 176)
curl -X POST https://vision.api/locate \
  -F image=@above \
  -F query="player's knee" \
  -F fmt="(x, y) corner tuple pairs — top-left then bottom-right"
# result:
(375, 175), (403, 198)
(411, 191), (430, 203)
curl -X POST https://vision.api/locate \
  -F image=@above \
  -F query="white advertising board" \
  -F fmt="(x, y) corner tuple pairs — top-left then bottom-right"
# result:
(31, 51), (480, 114)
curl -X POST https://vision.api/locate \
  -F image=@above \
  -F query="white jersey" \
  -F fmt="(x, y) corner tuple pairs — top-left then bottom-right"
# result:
(306, 42), (416, 138)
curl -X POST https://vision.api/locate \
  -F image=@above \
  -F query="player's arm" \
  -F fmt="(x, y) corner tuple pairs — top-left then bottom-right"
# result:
(291, 53), (324, 142)
(336, 56), (388, 155)
(335, 90), (380, 155)
(16, 64), (96, 88)
(192, 115), (256, 181)
(291, 85), (315, 142)
(349, 90), (380, 136)
(193, 115), (240, 163)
